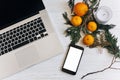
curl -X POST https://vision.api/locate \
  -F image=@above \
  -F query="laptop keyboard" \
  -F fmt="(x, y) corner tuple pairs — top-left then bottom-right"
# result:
(0, 17), (48, 56)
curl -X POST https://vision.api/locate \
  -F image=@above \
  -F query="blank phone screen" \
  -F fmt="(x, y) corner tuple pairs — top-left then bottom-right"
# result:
(63, 46), (83, 72)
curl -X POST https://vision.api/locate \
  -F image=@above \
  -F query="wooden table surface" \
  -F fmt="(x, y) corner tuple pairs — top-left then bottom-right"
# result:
(3, 0), (120, 80)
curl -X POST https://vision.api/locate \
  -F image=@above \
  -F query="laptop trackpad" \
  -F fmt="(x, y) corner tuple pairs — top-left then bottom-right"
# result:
(15, 46), (39, 68)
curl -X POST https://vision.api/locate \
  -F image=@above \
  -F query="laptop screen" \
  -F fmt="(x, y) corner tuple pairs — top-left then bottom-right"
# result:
(0, 0), (45, 30)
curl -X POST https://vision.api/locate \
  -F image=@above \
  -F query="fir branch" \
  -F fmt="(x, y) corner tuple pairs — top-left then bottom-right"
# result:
(83, 0), (87, 4)
(62, 12), (72, 25)
(98, 24), (115, 31)
(89, 0), (98, 9)
(81, 26), (90, 34)
(65, 27), (81, 44)
(104, 31), (120, 57)
(68, 0), (75, 13)
(95, 0), (101, 10)
(90, 0), (101, 11)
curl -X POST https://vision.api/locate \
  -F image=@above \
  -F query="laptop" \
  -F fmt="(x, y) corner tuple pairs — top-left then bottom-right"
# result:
(0, 0), (63, 79)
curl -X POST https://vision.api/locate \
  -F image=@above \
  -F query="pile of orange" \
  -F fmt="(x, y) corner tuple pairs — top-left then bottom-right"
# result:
(82, 21), (97, 46)
(69, 2), (98, 46)
(70, 2), (88, 27)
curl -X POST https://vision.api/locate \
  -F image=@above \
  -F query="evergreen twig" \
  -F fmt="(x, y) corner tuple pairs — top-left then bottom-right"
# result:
(68, 0), (75, 13)
(104, 31), (120, 57)
(65, 27), (81, 44)
(62, 12), (72, 25)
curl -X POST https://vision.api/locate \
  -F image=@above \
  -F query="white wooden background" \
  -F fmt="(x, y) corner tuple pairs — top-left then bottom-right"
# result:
(3, 0), (120, 80)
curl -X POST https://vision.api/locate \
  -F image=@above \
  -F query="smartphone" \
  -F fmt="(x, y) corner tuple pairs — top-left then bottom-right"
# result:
(62, 44), (84, 75)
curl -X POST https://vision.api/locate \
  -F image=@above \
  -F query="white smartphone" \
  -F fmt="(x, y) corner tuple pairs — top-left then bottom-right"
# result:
(62, 44), (84, 75)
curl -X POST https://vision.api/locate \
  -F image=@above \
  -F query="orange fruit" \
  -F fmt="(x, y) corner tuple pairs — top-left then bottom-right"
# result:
(83, 34), (94, 46)
(73, 2), (88, 16)
(71, 16), (82, 27)
(87, 21), (97, 32)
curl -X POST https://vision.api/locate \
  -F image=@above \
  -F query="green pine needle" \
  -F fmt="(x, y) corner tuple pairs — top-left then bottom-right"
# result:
(104, 31), (120, 57)
(66, 27), (81, 44)
(62, 12), (72, 25)
(68, 0), (75, 13)
(98, 24), (115, 31)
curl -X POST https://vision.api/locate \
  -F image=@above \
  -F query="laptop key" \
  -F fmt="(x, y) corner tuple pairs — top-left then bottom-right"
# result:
(38, 29), (46, 34)
(4, 50), (8, 53)
(45, 33), (48, 36)
(30, 38), (34, 42)
(41, 34), (44, 37)
(12, 40), (29, 50)
(8, 48), (12, 52)
(1, 51), (4, 55)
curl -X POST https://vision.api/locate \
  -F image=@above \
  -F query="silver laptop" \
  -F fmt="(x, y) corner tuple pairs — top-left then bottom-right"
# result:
(0, 0), (63, 79)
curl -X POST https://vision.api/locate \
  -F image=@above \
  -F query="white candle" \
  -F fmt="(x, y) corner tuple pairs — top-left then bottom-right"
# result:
(94, 6), (113, 24)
